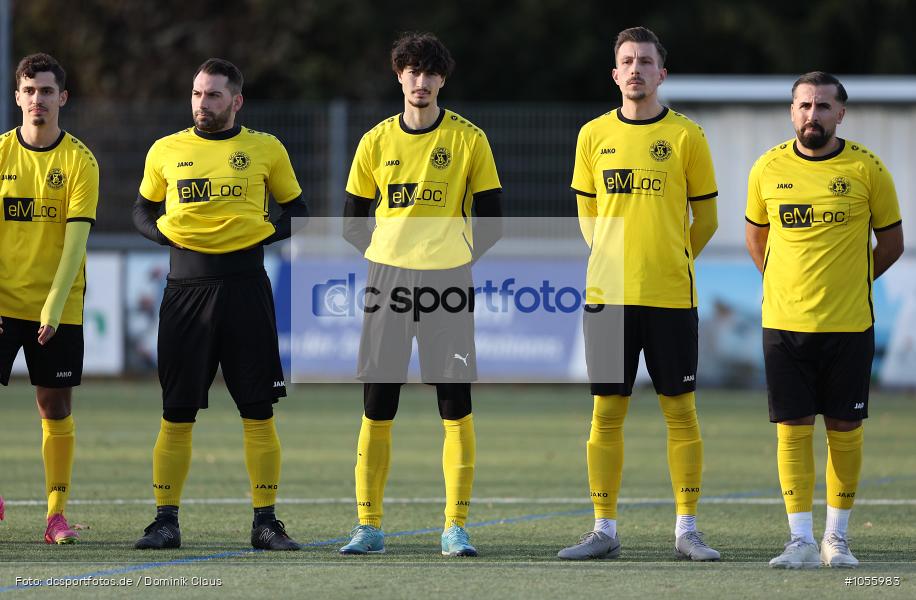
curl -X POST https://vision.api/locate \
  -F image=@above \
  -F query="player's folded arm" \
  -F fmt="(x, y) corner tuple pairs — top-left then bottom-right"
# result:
(132, 194), (171, 246)
(262, 196), (309, 245)
(342, 193), (375, 255)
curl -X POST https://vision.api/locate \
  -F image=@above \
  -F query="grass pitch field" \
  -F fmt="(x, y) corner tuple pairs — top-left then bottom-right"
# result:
(0, 381), (914, 598)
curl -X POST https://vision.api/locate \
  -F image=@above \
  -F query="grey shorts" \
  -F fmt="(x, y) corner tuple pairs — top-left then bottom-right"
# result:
(358, 261), (476, 383)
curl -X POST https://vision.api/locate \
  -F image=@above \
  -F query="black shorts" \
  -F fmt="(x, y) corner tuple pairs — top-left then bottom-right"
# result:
(0, 316), (83, 387)
(358, 261), (476, 383)
(157, 270), (286, 409)
(585, 305), (698, 397)
(763, 327), (874, 423)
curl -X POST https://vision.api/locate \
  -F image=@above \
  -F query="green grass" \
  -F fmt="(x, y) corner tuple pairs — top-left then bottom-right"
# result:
(1, 381), (914, 598)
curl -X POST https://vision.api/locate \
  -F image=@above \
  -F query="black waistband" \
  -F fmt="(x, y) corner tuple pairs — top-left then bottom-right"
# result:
(168, 245), (265, 279)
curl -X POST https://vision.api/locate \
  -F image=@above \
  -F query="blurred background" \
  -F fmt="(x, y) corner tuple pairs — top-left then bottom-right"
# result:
(3, 0), (914, 387)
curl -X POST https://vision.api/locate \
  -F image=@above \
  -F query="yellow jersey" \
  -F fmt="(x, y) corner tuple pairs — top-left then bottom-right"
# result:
(746, 139), (902, 332)
(139, 125), (301, 254)
(346, 109), (501, 269)
(572, 107), (717, 308)
(0, 128), (99, 325)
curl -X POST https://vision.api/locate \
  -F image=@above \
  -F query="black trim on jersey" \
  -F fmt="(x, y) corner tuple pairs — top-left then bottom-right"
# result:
(762, 248), (770, 276)
(66, 217), (95, 225)
(866, 236), (874, 324)
(684, 247), (694, 307)
(615, 106), (669, 125)
(193, 124), (242, 140)
(745, 216), (769, 228)
(16, 127), (66, 152)
(571, 187), (597, 198)
(398, 108), (445, 135)
(688, 191), (718, 201)
(873, 219), (902, 233)
(459, 178), (472, 252)
(792, 138), (845, 162)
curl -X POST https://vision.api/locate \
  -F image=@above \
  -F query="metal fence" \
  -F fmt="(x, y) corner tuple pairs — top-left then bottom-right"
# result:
(63, 99), (915, 248)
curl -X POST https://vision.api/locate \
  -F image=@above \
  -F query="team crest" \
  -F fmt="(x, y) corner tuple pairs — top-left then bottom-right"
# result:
(228, 151), (251, 171)
(46, 168), (66, 189)
(828, 176), (851, 196)
(649, 140), (672, 162)
(430, 146), (451, 169)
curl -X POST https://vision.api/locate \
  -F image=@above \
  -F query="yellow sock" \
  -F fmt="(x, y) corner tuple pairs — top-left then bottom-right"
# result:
(152, 418), (193, 507)
(659, 393), (704, 516)
(443, 414), (476, 529)
(826, 427), (863, 509)
(777, 423), (815, 513)
(355, 416), (392, 528)
(242, 417), (282, 508)
(42, 416), (75, 517)
(587, 395), (628, 519)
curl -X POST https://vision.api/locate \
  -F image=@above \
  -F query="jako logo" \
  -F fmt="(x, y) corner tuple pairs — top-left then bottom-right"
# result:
(312, 274), (603, 319)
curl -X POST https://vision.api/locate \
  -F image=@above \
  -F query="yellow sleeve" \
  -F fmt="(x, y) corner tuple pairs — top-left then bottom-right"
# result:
(138, 141), (167, 202)
(268, 137), (303, 203)
(570, 124), (596, 197)
(345, 133), (378, 200)
(469, 132), (501, 195)
(40, 221), (91, 329)
(686, 125), (717, 201)
(869, 157), (902, 230)
(745, 159), (769, 226)
(67, 152), (100, 221)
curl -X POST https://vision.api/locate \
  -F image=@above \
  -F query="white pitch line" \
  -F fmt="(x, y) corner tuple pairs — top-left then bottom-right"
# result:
(4, 497), (916, 506)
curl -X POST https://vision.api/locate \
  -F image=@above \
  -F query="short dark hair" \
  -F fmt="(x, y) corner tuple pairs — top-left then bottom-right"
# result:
(15, 53), (66, 90)
(194, 58), (243, 94)
(391, 32), (455, 78)
(614, 27), (667, 66)
(792, 71), (848, 104)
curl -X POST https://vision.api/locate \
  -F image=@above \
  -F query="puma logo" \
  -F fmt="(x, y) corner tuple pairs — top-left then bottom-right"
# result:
(453, 353), (469, 366)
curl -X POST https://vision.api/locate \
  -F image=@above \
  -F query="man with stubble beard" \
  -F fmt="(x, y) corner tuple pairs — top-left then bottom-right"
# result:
(132, 58), (308, 551)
